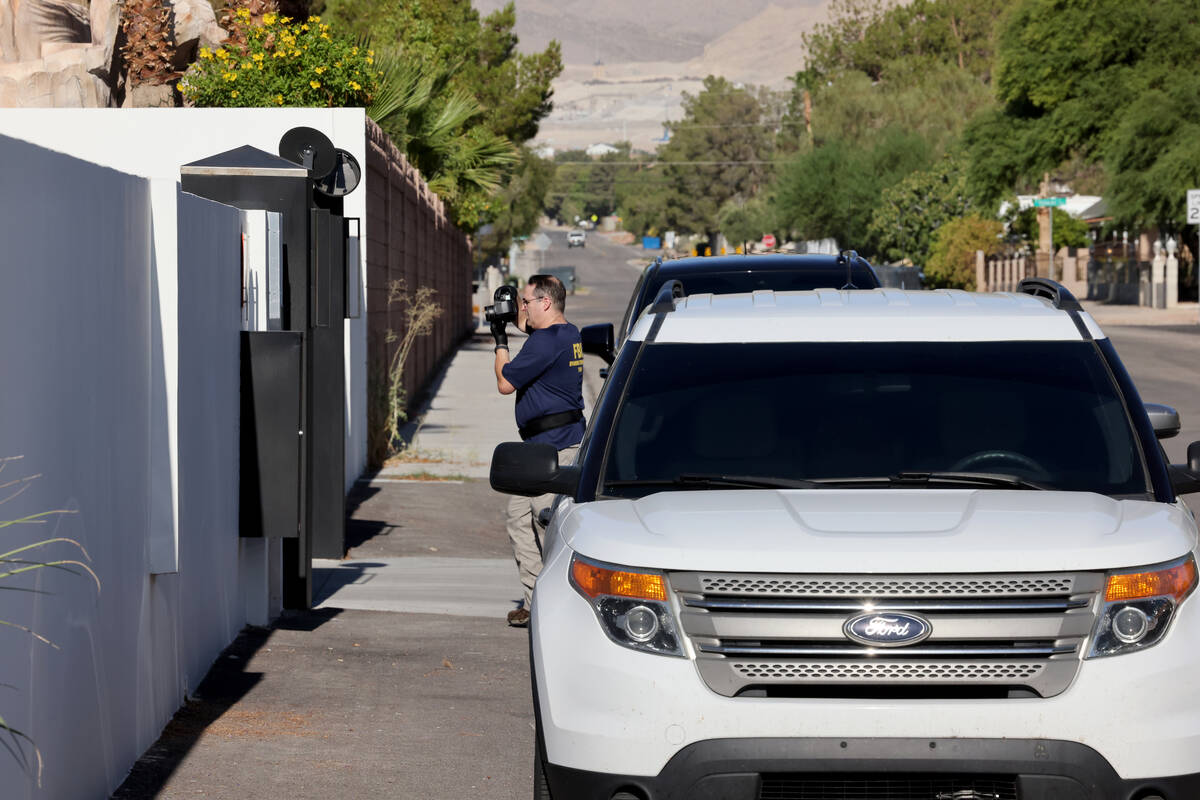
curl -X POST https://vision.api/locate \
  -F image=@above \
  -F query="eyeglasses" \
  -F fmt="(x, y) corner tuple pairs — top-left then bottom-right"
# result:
(521, 295), (546, 307)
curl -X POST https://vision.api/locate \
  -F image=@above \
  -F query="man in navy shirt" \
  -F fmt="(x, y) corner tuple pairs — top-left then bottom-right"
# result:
(492, 274), (585, 626)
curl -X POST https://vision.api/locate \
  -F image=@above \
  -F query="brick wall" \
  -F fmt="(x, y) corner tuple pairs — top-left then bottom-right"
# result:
(364, 119), (473, 462)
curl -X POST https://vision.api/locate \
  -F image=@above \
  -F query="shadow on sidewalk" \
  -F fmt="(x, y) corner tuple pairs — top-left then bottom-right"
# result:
(311, 561), (388, 606)
(110, 608), (342, 799)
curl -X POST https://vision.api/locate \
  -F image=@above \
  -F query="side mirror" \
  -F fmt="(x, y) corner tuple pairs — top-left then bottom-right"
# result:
(1168, 440), (1200, 495)
(580, 323), (615, 365)
(1145, 403), (1181, 440)
(490, 442), (581, 497)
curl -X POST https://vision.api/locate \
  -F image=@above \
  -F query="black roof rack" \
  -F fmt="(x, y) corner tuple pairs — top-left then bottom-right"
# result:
(1017, 278), (1082, 311)
(648, 279), (685, 314)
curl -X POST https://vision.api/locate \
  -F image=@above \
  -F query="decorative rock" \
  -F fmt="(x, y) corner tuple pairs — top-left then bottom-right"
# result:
(169, 0), (227, 69)
(128, 82), (176, 107)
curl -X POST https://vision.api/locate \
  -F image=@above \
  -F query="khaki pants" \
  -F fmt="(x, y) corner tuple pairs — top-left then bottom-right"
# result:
(505, 444), (579, 609)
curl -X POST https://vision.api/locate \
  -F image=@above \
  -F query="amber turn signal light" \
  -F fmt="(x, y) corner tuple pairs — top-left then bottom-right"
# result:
(1106, 557), (1197, 603)
(571, 557), (667, 602)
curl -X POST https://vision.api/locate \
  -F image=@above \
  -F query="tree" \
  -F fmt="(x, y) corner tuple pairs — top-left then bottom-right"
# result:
(1104, 81), (1200, 231)
(615, 164), (673, 237)
(474, 146), (555, 256)
(803, 0), (1011, 84)
(868, 150), (975, 265)
(719, 196), (775, 252)
(1008, 206), (1090, 252)
(657, 76), (776, 240)
(320, 0), (562, 231)
(925, 214), (1003, 289)
(321, 0), (560, 147)
(775, 125), (931, 254)
(965, 0), (1200, 224)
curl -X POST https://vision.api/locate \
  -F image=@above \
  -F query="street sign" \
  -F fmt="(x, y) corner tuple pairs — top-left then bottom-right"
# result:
(1187, 189), (1200, 224)
(1033, 197), (1066, 208)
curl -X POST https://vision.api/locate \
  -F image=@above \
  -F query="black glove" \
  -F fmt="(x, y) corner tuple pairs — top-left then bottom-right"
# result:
(490, 320), (508, 351)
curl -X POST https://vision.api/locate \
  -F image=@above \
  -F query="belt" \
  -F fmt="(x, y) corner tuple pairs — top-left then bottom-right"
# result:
(519, 409), (584, 441)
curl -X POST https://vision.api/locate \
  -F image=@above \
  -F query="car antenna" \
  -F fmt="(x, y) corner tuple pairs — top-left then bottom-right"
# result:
(838, 250), (859, 290)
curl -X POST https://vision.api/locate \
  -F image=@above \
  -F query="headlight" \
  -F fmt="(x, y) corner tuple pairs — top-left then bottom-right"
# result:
(569, 554), (683, 657)
(1087, 555), (1197, 658)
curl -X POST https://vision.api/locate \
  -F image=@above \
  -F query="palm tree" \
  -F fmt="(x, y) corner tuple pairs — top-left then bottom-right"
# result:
(368, 46), (517, 223)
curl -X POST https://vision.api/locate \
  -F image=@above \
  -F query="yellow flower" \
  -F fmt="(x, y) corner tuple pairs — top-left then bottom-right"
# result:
(223, 71), (238, 82)
(252, 53), (264, 62)
(334, 61), (342, 68)
(230, 90), (239, 98)
(348, 81), (360, 91)
(215, 48), (228, 60)
(320, 32), (329, 40)
(308, 14), (321, 22)
(310, 80), (321, 89)
(276, 94), (284, 105)
(176, 81), (185, 91)
(367, 49), (374, 56)
(351, 46), (358, 55)
(199, 47), (212, 59)
(320, 23), (329, 31)
(314, 66), (326, 74)
(365, 56), (373, 65)
(263, 12), (277, 25)
(300, 23), (308, 31)
(291, 49), (300, 57)
(236, 7), (250, 18)
(241, 61), (252, 69)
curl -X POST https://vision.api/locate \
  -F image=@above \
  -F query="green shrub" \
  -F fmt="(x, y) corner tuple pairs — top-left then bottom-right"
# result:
(925, 215), (1004, 290)
(178, 11), (378, 108)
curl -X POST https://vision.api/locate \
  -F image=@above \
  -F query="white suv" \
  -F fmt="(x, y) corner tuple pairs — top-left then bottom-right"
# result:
(492, 279), (1200, 800)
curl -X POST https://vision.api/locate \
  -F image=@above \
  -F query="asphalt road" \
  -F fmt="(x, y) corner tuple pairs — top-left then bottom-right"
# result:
(113, 236), (1200, 800)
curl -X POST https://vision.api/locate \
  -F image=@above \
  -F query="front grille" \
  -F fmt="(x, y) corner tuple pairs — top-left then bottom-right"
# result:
(671, 570), (1102, 698)
(732, 661), (1044, 682)
(759, 773), (1018, 800)
(703, 576), (1074, 597)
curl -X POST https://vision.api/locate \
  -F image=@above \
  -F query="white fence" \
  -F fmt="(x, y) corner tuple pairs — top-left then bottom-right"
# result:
(0, 136), (242, 798)
(0, 109), (368, 799)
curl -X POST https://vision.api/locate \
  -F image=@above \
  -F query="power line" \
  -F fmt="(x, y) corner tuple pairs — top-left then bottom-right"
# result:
(552, 160), (789, 166)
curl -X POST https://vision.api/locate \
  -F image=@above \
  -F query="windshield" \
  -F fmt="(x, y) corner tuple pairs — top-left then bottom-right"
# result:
(600, 341), (1150, 498)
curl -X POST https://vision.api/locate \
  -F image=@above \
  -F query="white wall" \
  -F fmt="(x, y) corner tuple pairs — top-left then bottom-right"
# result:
(0, 110), (373, 798)
(0, 108), (369, 496)
(0, 135), (169, 798)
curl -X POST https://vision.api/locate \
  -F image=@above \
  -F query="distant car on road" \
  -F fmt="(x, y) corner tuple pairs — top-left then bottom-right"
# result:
(580, 252), (883, 364)
(567, 230), (586, 248)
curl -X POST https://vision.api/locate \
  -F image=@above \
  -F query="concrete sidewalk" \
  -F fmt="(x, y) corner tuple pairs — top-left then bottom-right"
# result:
(112, 325), (607, 799)
(1082, 299), (1199, 328)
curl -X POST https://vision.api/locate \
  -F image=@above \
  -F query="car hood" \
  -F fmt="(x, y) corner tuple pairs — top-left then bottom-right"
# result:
(556, 490), (1196, 574)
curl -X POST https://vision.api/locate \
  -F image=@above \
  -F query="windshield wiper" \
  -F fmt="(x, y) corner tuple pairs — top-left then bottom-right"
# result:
(605, 474), (822, 490)
(604, 471), (1049, 493)
(805, 472), (1049, 490)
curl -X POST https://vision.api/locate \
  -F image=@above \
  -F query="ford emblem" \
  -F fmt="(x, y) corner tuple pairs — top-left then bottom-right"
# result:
(843, 611), (932, 647)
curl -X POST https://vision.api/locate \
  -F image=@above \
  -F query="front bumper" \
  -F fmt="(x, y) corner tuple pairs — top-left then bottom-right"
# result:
(532, 548), (1200, 782)
(544, 737), (1200, 800)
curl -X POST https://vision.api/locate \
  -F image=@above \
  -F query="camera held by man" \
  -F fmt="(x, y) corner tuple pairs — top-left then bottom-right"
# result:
(484, 284), (519, 328)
